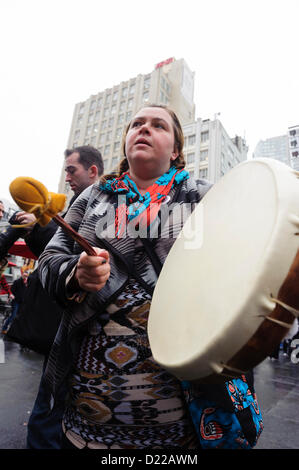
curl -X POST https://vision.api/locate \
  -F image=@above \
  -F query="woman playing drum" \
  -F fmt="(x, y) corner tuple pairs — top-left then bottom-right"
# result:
(38, 105), (262, 449)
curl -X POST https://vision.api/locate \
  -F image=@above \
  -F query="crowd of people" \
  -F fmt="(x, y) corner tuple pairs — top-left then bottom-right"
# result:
(0, 104), (273, 450)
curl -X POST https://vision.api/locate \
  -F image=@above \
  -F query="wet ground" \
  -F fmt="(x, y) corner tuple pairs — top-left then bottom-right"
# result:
(0, 335), (298, 450)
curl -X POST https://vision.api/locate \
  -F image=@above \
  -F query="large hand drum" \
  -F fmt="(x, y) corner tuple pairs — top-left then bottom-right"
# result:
(148, 158), (299, 383)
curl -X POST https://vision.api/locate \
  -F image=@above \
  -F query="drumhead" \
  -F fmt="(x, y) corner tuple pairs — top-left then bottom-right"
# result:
(148, 158), (299, 380)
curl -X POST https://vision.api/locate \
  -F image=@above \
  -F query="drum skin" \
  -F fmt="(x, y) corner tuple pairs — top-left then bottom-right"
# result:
(148, 158), (299, 383)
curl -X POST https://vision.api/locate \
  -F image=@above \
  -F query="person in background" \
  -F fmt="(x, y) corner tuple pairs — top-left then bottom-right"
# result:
(1, 268), (28, 334)
(25, 145), (104, 449)
(0, 201), (13, 314)
(1, 147), (103, 449)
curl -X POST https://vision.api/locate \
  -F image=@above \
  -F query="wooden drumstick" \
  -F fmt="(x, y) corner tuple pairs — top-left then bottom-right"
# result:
(53, 214), (97, 257)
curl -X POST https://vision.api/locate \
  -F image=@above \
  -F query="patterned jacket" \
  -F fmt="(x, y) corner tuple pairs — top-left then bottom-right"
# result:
(38, 177), (211, 404)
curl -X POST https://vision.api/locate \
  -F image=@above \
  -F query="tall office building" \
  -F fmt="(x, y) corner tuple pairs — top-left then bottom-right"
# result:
(59, 58), (195, 197)
(253, 135), (291, 166)
(59, 57), (247, 198)
(182, 117), (248, 183)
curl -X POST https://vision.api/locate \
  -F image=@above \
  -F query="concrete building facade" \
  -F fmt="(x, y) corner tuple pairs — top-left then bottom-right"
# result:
(253, 135), (291, 166)
(59, 57), (247, 198)
(59, 58), (195, 197)
(183, 117), (248, 183)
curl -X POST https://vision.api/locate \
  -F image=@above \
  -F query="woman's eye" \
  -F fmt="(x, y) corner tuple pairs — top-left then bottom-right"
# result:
(132, 121), (142, 127)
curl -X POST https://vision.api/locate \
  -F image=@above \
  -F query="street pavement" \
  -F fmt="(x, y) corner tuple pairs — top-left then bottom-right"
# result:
(0, 334), (298, 450)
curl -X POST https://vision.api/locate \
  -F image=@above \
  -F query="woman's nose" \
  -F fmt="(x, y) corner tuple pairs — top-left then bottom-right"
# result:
(139, 123), (150, 134)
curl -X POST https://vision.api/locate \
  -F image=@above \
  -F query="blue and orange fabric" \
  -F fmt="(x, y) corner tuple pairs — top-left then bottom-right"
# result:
(100, 166), (189, 237)
(182, 375), (263, 449)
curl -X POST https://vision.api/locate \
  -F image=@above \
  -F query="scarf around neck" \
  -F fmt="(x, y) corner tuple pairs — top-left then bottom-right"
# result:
(100, 166), (189, 237)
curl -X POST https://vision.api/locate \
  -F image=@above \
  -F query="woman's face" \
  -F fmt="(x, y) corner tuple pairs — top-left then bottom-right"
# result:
(125, 107), (178, 179)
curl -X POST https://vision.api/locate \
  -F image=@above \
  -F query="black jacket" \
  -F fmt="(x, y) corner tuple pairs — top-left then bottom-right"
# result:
(4, 215), (67, 354)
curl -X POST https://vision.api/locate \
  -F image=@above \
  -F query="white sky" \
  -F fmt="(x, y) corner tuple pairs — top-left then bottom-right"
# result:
(1, 0), (298, 204)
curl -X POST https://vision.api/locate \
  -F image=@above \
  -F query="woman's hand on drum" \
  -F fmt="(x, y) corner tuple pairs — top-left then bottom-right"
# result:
(75, 248), (110, 292)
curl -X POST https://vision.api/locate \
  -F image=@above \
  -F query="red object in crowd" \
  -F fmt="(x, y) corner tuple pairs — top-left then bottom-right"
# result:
(8, 241), (37, 260)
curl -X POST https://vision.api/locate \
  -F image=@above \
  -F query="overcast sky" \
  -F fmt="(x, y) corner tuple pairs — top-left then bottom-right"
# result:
(1, 0), (298, 204)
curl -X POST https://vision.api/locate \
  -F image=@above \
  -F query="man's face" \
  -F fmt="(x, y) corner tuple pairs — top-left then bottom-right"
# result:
(65, 152), (93, 195)
(0, 203), (4, 220)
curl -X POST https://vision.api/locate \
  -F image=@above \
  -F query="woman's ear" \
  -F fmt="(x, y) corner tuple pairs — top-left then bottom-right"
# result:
(171, 146), (179, 161)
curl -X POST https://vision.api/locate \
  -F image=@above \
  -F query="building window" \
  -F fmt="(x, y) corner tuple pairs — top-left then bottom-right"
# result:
(122, 87), (128, 98)
(129, 83), (135, 95)
(88, 114), (94, 123)
(199, 167), (208, 178)
(126, 111), (132, 122)
(144, 76), (150, 89)
(188, 134), (196, 146)
(201, 131), (209, 142)
(115, 127), (122, 139)
(79, 104), (85, 114)
(102, 120), (107, 129)
(105, 94), (111, 104)
(113, 90), (118, 101)
(114, 141), (120, 152)
(104, 144), (110, 156)
(90, 100), (96, 111)
(118, 114), (124, 125)
(106, 131), (112, 141)
(108, 117), (114, 128)
(103, 159), (109, 170)
(74, 130), (80, 140)
(128, 98), (133, 109)
(97, 97), (103, 108)
(99, 133), (105, 144)
(93, 124), (98, 133)
(120, 101), (125, 112)
(188, 152), (195, 164)
(200, 149), (208, 161)
(90, 136), (96, 146)
(111, 104), (116, 115)
(103, 107), (109, 117)
(95, 111), (100, 121)
(86, 126), (91, 136)
(77, 116), (83, 126)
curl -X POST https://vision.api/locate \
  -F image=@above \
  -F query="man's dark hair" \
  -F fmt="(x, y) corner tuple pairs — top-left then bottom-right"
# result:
(64, 145), (104, 175)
